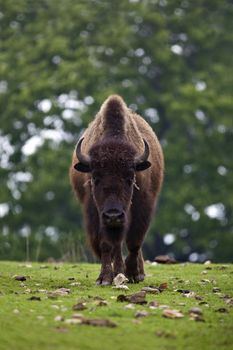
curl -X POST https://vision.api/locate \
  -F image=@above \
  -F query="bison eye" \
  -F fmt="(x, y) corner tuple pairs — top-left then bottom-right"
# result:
(92, 176), (100, 186)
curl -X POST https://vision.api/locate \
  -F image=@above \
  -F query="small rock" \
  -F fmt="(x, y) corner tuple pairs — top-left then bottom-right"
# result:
(72, 303), (87, 311)
(200, 279), (210, 283)
(13, 309), (20, 314)
(124, 303), (135, 310)
(117, 291), (147, 305)
(159, 282), (168, 291)
(185, 292), (197, 298)
(65, 318), (82, 324)
(54, 315), (64, 321)
(117, 295), (129, 302)
(154, 255), (177, 264)
(135, 310), (149, 318)
(148, 301), (159, 309)
(47, 292), (58, 299)
(112, 285), (129, 290)
(176, 289), (191, 294)
(141, 286), (160, 294)
(113, 273), (128, 286)
(54, 288), (71, 296)
(96, 300), (108, 307)
(224, 298), (233, 305)
(70, 282), (81, 287)
(82, 318), (117, 328)
(189, 314), (205, 322)
(57, 288), (71, 293)
(215, 307), (229, 313)
(28, 296), (41, 301)
(14, 275), (27, 281)
(213, 287), (221, 293)
(189, 307), (203, 315)
(204, 260), (211, 265)
(199, 301), (209, 306)
(162, 309), (184, 319)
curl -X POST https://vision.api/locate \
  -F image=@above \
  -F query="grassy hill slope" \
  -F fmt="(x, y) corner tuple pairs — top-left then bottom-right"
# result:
(0, 262), (232, 350)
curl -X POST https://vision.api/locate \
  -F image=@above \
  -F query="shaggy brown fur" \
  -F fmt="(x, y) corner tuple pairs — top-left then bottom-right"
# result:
(70, 95), (164, 285)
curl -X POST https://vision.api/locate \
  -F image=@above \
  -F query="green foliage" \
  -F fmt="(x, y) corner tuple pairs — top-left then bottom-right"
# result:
(0, 0), (232, 261)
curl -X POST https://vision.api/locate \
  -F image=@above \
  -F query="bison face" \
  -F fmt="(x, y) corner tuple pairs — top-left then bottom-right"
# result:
(74, 138), (151, 233)
(91, 169), (135, 231)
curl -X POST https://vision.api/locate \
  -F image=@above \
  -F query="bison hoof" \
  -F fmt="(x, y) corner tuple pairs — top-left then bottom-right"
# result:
(96, 276), (113, 286)
(127, 273), (145, 283)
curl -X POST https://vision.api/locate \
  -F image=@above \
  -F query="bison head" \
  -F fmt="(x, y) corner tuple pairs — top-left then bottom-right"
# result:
(74, 137), (151, 233)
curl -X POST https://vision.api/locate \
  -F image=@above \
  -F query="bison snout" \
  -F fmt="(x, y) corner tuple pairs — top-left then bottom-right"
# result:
(102, 209), (125, 228)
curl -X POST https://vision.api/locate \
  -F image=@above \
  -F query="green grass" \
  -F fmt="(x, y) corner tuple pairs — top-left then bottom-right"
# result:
(0, 262), (232, 350)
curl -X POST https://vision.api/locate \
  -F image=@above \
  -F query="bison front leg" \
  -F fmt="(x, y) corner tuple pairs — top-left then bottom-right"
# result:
(112, 243), (125, 277)
(125, 245), (145, 283)
(96, 241), (113, 286)
(125, 192), (154, 283)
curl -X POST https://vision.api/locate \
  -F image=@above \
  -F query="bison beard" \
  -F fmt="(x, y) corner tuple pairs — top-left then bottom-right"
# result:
(70, 95), (164, 285)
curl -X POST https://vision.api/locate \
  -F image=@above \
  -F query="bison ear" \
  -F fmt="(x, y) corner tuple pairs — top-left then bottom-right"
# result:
(135, 160), (151, 172)
(74, 162), (91, 173)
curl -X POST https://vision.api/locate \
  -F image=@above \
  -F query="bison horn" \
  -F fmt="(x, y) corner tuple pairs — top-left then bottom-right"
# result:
(75, 137), (91, 165)
(134, 138), (150, 165)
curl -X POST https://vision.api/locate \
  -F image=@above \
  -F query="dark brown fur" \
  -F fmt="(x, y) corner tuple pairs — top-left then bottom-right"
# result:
(70, 95), (164, 284)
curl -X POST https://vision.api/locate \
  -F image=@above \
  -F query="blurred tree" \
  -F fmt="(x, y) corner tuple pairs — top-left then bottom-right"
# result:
(0, 0), (232, 262)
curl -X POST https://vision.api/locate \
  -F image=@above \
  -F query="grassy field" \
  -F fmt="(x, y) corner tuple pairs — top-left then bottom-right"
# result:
(0, 261), (232, 350)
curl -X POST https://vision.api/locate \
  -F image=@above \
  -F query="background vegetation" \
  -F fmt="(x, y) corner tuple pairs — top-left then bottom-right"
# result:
(0, 0), (232, 262)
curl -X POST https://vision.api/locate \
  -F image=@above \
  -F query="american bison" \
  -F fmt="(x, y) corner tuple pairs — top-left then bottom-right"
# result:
(70, 95), (164, 285)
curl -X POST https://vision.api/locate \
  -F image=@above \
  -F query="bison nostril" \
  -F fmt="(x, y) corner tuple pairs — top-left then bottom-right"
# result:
(102, 210), (124, 224)
(117, 212), (124, 220)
